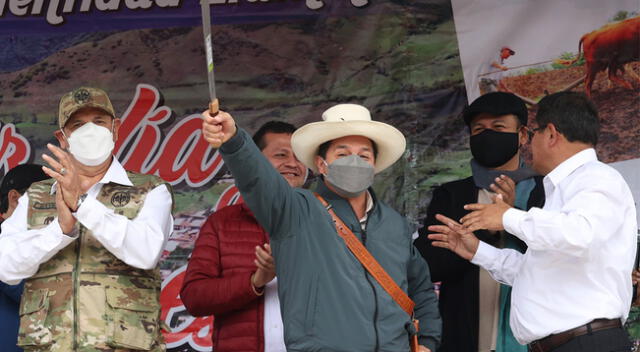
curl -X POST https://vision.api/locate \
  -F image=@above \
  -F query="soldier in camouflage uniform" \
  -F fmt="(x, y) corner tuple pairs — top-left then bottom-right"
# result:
(0, 87), (174, 351)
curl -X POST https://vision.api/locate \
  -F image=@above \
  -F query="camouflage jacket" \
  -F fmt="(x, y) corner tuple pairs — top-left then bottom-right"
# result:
(18, 172), (169, 352)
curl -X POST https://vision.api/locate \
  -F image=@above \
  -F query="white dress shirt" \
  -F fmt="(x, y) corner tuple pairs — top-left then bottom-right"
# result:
(263, 278), (286, 352)
(358, 191), (374, 230)
(0, 158), (173, 284)
(471, 148), (637, 344)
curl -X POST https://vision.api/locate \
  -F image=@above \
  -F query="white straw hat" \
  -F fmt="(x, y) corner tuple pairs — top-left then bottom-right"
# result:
(291, 104), (406, 174)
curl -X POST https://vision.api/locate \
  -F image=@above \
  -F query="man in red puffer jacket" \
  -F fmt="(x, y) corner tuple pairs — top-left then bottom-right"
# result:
(180, 121), (306, 352)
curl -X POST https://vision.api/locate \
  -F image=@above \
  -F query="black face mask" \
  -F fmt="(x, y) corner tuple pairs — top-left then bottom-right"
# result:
(469, 129), (519, 168)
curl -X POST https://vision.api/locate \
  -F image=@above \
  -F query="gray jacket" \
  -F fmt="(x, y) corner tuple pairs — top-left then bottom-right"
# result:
(220, 128), (442, 351)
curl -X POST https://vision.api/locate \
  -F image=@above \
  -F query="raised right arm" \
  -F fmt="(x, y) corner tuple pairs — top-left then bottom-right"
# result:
(216, 126), (307, 239)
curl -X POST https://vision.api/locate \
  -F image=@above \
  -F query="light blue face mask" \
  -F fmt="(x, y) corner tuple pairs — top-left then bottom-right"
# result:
(323, 154), (375, 198)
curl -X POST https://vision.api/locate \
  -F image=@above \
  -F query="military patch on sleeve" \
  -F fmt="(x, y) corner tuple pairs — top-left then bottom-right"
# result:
(33, 202), (56, 210)
(111, 192), (131, 207)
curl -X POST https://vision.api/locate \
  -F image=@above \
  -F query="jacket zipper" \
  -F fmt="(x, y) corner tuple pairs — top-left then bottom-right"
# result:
(342, 197), (380, 351)
(361, 229), (380, 351)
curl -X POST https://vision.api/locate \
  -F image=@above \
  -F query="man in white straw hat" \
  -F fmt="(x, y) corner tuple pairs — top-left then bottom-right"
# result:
(201, 103), (441, 352)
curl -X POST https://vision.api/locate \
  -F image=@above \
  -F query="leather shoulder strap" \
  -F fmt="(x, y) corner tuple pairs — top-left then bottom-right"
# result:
(314, 193), (415, 317)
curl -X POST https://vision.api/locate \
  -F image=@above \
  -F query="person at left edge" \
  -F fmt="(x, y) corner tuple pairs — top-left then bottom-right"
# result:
(0, 164), (49, 352)
(0, 87), (174, 351)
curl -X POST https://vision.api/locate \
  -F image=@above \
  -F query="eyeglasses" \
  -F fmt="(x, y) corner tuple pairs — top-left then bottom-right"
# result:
(526, 126), (546, 140)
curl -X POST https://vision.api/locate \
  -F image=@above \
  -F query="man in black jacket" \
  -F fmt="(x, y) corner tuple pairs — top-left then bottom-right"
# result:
(414, 92), (545, 352)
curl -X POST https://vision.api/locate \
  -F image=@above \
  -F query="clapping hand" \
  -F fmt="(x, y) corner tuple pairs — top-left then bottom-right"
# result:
(251, 243), (276, 290)
(42, 143), (81, 233)
(489, 175), (516, 207)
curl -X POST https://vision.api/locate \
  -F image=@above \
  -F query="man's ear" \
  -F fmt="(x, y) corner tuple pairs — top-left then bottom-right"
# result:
(315, 155), (327, 175)
(112, 118), (121, 142)
(7, 189), (21, 209)
(518, 125), (528, 147)
(54, 129), (68, 149)
(546, 123), (561, 147)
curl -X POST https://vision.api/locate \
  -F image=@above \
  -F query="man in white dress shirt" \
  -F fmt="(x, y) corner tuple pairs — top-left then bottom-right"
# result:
(0, 87), (173, 351)
(428, 91), (636, 352)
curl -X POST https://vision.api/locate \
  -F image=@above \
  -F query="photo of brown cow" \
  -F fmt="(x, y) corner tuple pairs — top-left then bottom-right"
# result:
(479, 14), (640, 163)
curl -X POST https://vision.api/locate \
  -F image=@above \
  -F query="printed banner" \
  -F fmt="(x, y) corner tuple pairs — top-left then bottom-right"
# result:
(0, 0), (370, 32)
(612, 158), (640, 227)
(0, 1), (467, 349)
(0, 0), (638, 350)
(451, 0), (640, 163)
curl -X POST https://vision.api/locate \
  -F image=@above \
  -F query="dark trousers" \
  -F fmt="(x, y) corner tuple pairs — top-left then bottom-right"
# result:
(532, 327), (633, 352)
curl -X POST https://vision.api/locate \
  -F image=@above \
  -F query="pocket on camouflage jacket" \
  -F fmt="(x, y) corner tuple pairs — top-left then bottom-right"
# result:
(105, 286), (160, 350)
(17, 288), (53, 347)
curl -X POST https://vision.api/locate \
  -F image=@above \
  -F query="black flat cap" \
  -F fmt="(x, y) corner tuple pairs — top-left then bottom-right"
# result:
(0, 164), (49, 196)
(463, 92), (528, 126)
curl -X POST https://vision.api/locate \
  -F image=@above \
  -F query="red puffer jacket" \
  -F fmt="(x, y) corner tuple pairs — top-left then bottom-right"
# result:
(181, 203), (268, 352)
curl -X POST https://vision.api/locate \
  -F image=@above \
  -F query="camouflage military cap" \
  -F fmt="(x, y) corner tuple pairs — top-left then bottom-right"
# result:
(58, 87), (116, 129)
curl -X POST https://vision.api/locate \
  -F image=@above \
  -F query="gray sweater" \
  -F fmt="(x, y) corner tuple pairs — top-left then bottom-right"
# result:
(220, 128), (442, 351)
